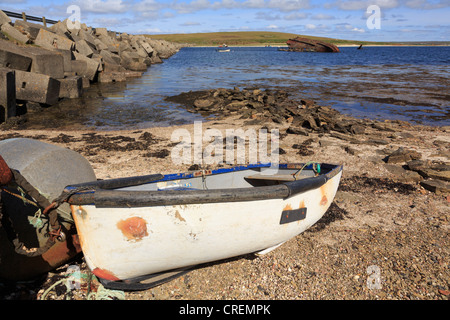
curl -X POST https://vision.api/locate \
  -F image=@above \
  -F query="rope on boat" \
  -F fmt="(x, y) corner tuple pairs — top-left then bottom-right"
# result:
(40, 269), (125, 300)
(293, 161), (321, 180)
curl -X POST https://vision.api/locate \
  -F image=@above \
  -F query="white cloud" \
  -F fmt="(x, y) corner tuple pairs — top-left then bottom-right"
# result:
(405, 0), (450, 9)
(141, 27), (162, 33)
(284, 12), (309, 20)
(327, 0), (400, 10)
(180, 21), (202, 26)
(74, 0), (128, 14)
(305, 23), (316, 29)
(267, 24), (279, 29)
(352, 27), (365, 32)
(255, 11), (282, 20)
(312, 13), (335, 20)
(164, 0), (312, 13)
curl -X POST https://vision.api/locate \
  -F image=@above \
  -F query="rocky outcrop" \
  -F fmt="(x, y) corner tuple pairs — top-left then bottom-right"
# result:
(0, 10), (183, 124)
(166, 87), (449, 195)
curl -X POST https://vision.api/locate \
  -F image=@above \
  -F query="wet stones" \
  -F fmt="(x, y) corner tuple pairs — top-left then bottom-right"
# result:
(384, 147), (422, 164)
(381, 148), (450, 193)
(420, 180), (450, 195)
(383, 164), (423, 183)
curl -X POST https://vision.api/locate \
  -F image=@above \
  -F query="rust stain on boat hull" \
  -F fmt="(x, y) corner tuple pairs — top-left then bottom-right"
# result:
(117, 216), (149, 241)
(92, 268), (120, 281)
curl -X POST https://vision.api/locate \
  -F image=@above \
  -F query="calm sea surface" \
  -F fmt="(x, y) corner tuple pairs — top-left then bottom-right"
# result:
(45, 46), (450, 130)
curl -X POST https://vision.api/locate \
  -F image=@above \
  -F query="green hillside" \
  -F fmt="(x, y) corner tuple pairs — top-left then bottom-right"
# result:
(143, 31), (391, 46)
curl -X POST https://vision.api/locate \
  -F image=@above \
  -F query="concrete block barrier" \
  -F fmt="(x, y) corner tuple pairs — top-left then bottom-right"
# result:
(0, 67), (17, 123)
(14, 69), (60, 105)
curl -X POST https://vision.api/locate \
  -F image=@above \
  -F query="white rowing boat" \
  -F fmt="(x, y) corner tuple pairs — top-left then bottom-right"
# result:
(67, 162), (343, 289)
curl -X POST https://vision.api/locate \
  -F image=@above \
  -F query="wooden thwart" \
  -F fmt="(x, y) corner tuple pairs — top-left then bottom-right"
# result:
(245, 174), (305, 182)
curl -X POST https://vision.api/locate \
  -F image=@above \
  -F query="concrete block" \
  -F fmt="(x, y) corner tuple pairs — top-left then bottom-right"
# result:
(73, 51), (99, 80)
(0, 67), (16, 123)
(49, 20), (70, 36)
(78, 28), (97, 47)
(0, 10), (12, 26)
(34, 28), (75, 51)
(0, 40), (64, 79)
(0, 39), (33, 71)
(99, 49), (119, 65)
(150, 54), (163, 64)
(65, 19), (80, 37)
(120, 58), (147, 71)
(24, 46), (65, 79)
(119, 41), (132, 53)
(138, 40), (154, 56)
(14, 70), (60, 105)
(55, 49), (74, 72)
(121, 51), (141, 62)
(110, 52), (121, 64)
(70, 59), (87, 77)
(120, 32), (130, 41)
(142, 57), (152, 66)
(0, 39), (64, 79)
(94, 27), (108, 37)
(135, 46), (149, 58)
(97, 34), (114, 47)
(97, 71), (126, 83)
(49, 21), (66, 33)
(81, 76), (90, 88)
(103, 61), (126, 73)
(75, 39), (94, 57)
(13, 20), (51, 40)
(123, 71), (143, 78)
(59, 76), (82, 98)
(94, 38), (108, 51)
(91, 54), (103, 72)
(1, 23), (30, 44)
(107, 44), (119, 54)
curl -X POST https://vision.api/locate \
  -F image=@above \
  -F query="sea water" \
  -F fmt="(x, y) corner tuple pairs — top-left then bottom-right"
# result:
(36, 46), (450, 129)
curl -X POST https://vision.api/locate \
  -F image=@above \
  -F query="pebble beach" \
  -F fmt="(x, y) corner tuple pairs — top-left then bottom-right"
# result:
(0, 89), (448, 301)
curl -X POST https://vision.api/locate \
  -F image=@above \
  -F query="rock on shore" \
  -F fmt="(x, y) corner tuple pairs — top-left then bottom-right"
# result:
(0, 10), (183, 125)
(167, 87), (450, 195)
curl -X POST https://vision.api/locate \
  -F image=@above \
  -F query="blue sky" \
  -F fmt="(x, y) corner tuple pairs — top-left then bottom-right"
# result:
(2, 0), (449, 41)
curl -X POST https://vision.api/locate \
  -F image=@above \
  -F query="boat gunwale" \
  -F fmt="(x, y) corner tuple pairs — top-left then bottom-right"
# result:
(67, 163), (343, 207)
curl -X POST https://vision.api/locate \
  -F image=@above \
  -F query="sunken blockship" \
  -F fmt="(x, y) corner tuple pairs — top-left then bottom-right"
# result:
(282, 36), (340, 53)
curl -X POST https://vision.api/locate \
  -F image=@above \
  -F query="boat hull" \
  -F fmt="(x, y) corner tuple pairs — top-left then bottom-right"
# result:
(70, 168), (342, 282)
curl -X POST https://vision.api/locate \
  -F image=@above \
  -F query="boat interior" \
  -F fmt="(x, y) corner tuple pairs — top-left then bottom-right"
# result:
(118, 163), (321, 192)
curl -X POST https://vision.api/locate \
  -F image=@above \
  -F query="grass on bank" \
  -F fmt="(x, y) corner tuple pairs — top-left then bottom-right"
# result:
(143, 31), (429, 47)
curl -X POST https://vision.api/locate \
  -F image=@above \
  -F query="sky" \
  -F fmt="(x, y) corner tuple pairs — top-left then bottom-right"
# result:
(2, 0), (449, 41)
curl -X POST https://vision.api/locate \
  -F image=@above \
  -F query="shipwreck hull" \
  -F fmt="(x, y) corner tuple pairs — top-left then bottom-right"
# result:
(286, 37), (340, 53)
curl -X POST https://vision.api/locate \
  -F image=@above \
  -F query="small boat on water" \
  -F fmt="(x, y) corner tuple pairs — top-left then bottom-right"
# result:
(0, 138), (343, 290)
(216, 44), (230, 52)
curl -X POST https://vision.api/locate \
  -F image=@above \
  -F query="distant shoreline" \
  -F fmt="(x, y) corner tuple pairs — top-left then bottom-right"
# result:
(187, 44), (450, 48)
(146, 31), (450, 48)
